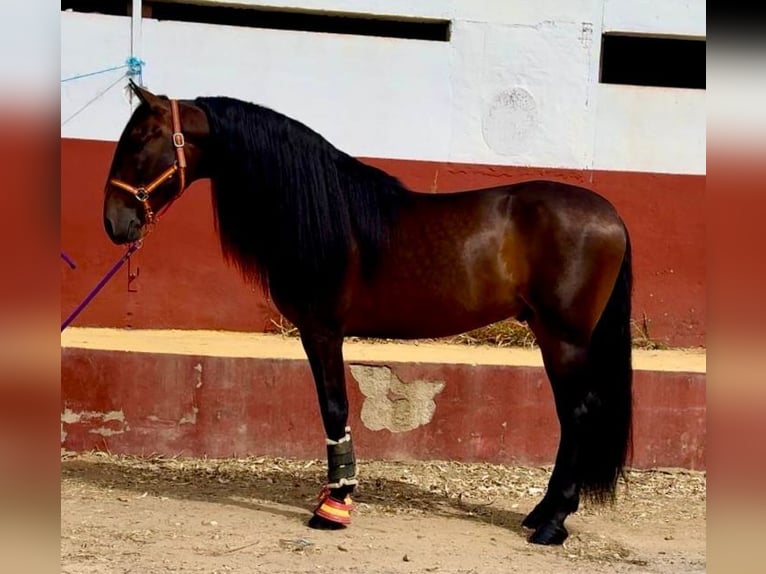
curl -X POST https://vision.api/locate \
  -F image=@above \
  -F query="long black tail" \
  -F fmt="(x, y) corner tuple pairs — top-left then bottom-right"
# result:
(580, 230), (633, 503)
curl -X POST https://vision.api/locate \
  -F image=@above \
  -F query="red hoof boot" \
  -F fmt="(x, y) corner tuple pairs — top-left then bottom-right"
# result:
(312, 489), (355, 527)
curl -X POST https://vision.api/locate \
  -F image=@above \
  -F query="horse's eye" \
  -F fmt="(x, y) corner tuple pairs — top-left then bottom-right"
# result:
(124, 134), (147, 153)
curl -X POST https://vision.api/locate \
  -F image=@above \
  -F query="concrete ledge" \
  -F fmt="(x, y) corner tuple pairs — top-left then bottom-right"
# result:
(61, 329), (706, 470)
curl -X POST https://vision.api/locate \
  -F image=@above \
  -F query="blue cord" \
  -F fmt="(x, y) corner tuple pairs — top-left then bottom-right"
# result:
(61, 57), (145, 84)
(61, 64), (128, 83)
(126, 56), (144, 78)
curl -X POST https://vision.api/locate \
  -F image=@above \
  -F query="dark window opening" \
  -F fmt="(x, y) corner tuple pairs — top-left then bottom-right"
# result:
(62, 1), (451, 42)
(600, 34), (705, 89)
(62, 0), (129, 17)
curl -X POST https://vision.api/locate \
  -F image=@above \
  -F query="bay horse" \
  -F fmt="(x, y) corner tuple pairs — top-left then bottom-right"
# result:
(103, 81), (633, 545)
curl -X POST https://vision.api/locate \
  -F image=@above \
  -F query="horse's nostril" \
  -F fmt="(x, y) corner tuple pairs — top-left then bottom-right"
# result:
(127, 217), (139, 236)
(104, 218), (115, 238)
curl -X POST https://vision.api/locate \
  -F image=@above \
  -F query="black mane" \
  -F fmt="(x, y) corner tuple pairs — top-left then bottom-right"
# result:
(194, 96), (411, 298)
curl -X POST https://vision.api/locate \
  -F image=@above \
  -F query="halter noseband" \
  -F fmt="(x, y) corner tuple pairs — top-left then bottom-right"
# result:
(109, 99), (187, 225)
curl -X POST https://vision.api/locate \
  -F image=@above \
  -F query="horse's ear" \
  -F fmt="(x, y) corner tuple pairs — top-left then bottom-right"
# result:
(128, 79), (165, 109)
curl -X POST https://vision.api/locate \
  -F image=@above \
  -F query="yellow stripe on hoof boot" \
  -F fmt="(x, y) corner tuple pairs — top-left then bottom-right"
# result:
(314, 493), (354, 525)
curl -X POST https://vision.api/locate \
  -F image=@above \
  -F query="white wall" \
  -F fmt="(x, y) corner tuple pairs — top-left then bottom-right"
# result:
(61, 1), (705, 175)
(602, 0), (706, 37)
(592, 85), (706, 174)
(60, 14), (134, 135)
(141, 18), (452, 162)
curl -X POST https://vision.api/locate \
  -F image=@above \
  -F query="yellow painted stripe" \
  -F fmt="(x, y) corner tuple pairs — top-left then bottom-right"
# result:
(318, 503), (350, 518)
(62, 328), (707, 374)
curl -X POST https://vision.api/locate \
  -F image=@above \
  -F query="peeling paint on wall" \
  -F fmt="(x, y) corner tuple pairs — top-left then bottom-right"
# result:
(61, 408), (125, 424)
(179, 406), (199, 426)
(61, 408), (128, 441)
(350, 365), (445, 432)
(194, 363), (203, 388)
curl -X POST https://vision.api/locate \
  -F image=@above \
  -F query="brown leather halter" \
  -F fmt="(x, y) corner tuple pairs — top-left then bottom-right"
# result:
(109, 99), (187, 225)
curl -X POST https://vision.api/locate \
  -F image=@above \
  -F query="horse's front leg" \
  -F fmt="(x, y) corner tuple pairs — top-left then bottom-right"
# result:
(300, 329), (357, 529)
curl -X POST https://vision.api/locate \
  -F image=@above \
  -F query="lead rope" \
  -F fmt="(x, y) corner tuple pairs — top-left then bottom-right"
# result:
(60, 183), (189, 333)
(61, 241), (143, 332)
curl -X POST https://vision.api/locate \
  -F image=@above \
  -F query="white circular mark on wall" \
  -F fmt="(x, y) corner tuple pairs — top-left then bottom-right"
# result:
(482, 87), (538, 155)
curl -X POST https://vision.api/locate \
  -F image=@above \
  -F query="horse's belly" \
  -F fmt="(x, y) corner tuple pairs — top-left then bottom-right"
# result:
(344, 285), (524, 340)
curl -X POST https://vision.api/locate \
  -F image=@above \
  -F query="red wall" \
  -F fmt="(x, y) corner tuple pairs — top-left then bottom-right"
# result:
(62, 138), (705, 347)
(61, 348), (706, 470)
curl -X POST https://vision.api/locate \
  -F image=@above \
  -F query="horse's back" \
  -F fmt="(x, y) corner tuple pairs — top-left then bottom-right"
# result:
(415, 179), (628, 262)
(418, 179), (624, 229)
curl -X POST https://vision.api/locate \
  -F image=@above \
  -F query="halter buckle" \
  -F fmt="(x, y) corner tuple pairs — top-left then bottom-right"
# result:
(135, 188), (149, 202)
(172, 132), (185, 148)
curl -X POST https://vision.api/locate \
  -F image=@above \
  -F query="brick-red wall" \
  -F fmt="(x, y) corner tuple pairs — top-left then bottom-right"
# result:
(61, 348), (706, 469)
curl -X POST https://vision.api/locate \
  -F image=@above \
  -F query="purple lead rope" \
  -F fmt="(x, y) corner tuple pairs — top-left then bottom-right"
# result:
(61, 242), (142, 332)
(61, 251), (77, 269)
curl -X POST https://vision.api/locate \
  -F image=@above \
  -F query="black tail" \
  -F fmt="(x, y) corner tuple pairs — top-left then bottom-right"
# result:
(580, 230), (633, 503)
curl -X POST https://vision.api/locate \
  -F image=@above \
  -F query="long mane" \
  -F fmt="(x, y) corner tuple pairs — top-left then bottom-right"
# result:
(194, 96), (411, 297)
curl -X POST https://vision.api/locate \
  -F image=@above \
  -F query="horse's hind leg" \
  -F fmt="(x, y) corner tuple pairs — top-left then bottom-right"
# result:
(521, 330), (590, 544)
(299, 329), (358, 529)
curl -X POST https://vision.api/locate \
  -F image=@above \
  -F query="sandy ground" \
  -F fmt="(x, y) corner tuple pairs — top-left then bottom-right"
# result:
(61, 452), (705, 574)
(61, 328), (706, 373)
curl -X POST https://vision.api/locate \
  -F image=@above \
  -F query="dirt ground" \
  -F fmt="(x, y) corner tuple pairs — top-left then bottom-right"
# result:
(61, 452), (705, 574)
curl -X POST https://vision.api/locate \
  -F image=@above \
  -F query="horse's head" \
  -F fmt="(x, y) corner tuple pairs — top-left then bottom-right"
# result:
(103, 81), (206, 244)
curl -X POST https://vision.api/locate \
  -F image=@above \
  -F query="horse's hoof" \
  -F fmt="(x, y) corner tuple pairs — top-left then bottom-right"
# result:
(521, 502), (552, 530)
(308, 513), (346, 530)
(528, 522), (568, 545)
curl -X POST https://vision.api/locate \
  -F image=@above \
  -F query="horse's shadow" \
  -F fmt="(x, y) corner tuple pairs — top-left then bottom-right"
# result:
(62, 457), (528, 534)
